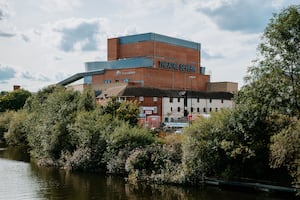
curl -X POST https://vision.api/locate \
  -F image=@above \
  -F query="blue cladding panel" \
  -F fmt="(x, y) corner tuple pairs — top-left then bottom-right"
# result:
(118, 33), (201, 51)
(84, 76), (92, 84)
(200, 67), (206, 75)
(85, 57), (153, 72)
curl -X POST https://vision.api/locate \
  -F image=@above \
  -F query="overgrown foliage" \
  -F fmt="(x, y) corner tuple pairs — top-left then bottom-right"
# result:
(0, 89), (31, 112)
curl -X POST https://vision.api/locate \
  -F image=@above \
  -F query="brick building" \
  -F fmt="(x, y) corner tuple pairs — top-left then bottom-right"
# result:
(82, 32), (208, 91)
(58, 33), (237, 127)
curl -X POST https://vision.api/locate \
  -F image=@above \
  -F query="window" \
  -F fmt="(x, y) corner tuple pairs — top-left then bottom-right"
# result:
(115, 79), (119, 83)
(209, 98), (212, 103)
(170, 107), (173, 112)
(203, 108), (206, 113)
(197, 107), (200, 112)
(191, 107), (194, 112)
(171, 118), (174, 122)
(153, 97), (158, 102)
(164, 117), (169, 122)
(177, 97), (180, 102)
(221, 99), (224, 103)
(177, 107), (181, 112)
(104, 80), (111, 84)
(209, 107), (212, 112)
(139, 96), (144, 102)
(153, 107), (158, 114)
(169, 97), (173, 103)
(215, 108), (218, 112)
(197, 98), (200, 103)
(123, 78), (129, 83)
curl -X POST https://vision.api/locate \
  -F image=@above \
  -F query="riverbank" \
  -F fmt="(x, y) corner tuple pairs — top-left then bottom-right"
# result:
(1, 146), (298, 200)
(205, 177), (298, 195)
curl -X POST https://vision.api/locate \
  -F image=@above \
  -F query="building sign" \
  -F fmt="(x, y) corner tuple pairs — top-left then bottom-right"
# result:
(159, 61), (196, 73)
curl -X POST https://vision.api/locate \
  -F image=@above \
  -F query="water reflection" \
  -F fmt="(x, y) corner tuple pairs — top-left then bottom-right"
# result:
(0, 147), (296, 200)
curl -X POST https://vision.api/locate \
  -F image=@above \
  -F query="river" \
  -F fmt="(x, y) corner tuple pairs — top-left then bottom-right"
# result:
(0, 146), (295, 200)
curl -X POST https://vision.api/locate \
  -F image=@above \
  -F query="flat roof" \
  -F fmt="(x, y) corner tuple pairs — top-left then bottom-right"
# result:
(116, 32), (201, 51)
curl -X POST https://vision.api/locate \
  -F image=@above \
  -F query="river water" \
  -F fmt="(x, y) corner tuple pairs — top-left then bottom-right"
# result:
(0, 146), (295, 200)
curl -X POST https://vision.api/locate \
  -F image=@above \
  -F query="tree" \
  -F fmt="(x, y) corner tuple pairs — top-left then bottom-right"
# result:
(102, 97), (140, 126)
(270, 118), (300, 192)
(0, 89), (31, 112)
(246, 5), (300, 117)
(235, 5), (300, 187)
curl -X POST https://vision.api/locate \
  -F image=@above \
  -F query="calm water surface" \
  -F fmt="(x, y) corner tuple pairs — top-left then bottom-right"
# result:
(0, 146), (295, 200)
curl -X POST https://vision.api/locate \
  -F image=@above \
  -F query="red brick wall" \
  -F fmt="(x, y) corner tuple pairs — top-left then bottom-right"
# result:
(118, 41), (155, 59)
(126, 96), (163, 119)
(92, 68), (209, 91)
(107, 38), (119, 61)
(107, 39), (201, 70)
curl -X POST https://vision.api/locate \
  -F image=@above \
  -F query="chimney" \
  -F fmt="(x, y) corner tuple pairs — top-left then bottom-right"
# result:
(13, 85), (21, 91)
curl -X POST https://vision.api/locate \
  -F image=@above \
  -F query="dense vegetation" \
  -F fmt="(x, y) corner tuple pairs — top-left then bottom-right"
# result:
(0, 5), (299, 195)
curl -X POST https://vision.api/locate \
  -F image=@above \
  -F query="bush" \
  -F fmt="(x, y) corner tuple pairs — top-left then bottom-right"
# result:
(125, 142), (183, 184)
(270, 117), (300, 192)
(181, 110), (231, 184)
(25, 87), (81, 161)
(67, 110), (121, 171)
(4, 110), (28, 146)
(104, 122), (155, 174)
(0, 111), (14, 143)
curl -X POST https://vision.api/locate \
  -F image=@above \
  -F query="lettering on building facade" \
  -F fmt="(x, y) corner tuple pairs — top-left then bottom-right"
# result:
(159, 61), (196, 73)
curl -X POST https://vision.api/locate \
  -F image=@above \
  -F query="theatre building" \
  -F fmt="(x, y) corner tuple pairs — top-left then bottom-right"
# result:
(58, 33), (237, 127)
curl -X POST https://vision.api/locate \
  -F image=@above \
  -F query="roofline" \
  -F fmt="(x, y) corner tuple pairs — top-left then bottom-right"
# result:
(113, 32), (201, 51)
(56, 70), (104, 86)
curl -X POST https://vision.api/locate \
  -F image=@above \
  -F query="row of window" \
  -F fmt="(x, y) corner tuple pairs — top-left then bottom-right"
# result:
(170, 107), (219, 113)
(169, 97), (224, 103)
(105, 79), (130, 84)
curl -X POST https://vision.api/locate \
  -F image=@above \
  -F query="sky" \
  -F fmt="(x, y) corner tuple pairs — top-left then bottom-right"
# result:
(0, 0), (298, 92)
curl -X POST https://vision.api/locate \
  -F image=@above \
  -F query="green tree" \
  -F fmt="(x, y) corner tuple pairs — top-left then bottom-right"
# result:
(182, 110), (232, 184)
(102, 97), (140, 126)
(4, 110), (28, 146)
(246, 5), (300, 116)
(25, 86), (81, 162)
(67, 110), (121, 171)
(232, 5), (300, 184)
(270, 118), (300, 192)
(0, 89), (31, 112)
(0, 111), (14, 143)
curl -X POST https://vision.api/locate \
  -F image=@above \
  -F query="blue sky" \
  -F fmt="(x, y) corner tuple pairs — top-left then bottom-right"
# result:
(0, 0), (298, 91)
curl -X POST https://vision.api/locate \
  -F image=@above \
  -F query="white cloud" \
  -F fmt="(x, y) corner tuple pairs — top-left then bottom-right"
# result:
(40, 0), (81, 12)
(196, 0), (278, 33)
(0, 0), (16, 37)
(53, 18), (107, 52)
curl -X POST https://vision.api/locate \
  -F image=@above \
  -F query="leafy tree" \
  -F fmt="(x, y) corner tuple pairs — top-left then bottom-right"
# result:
(77, 89), (95, 111)
(102, 97), (140, 126)
(270, 118), (300, 192)
(246, 5), (300, 116)
(4, 110), (28, 146)
(232, 5), (300, 184)
(25, 87), (81, 161)
(181, 110), (232, 184)
(0, 89), (31, 112)
(0, 111), (14, 143)
(104, 122), (155, 174)
(67, 110), (121, 171)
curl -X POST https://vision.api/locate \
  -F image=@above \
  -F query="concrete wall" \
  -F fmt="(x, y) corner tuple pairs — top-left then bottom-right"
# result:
(207, 82), (238, 93)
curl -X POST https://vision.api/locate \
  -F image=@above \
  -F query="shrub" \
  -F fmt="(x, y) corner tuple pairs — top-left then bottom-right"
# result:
(125, 142), (183, 184)
(67, 110), (121, 171)
(4, 110), (28, 146)
(104, 122), (155, 174)
(0, 111), (14, 143)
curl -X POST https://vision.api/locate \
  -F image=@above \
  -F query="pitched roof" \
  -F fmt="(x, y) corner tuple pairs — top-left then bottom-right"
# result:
(120, 87), (234, 100)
